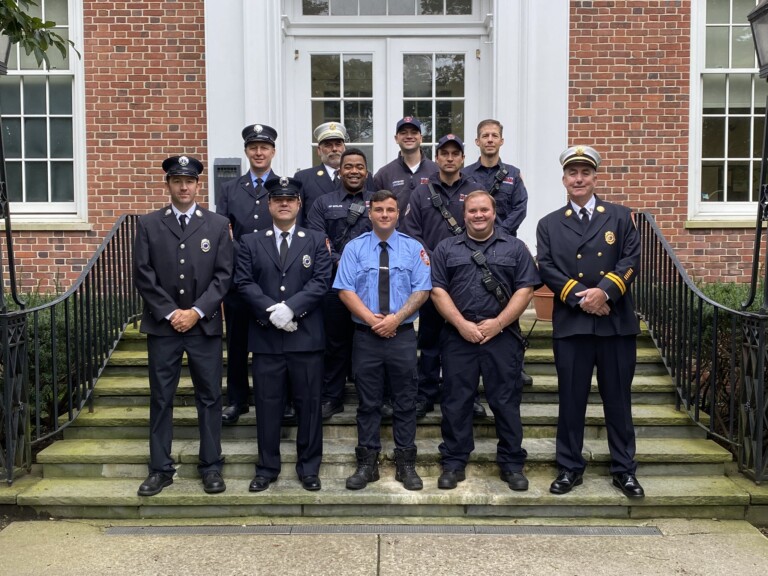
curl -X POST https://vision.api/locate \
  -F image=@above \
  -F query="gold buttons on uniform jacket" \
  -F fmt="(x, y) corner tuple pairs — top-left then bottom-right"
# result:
(598, 252), (603, 257)
(577, 254), (582, 259)
(180, 259), (185, 264)
(179, 289), (185, 295)
(600, 271), (605, 275)
(578, 273), (584, 278)
(280, 286), (286, 292)
(180, 274), (185, 279)
(180, 244), (185, 249)
(254, 214), (259, 219)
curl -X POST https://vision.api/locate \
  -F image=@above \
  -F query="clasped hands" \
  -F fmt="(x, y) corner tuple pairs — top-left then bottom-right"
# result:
(576, 287), (611, 316)
(266, 302), (297, 332)
(457, 317), (504, 345)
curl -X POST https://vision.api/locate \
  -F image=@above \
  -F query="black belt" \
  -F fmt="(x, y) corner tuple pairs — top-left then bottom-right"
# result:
(355, 322), (414, 335)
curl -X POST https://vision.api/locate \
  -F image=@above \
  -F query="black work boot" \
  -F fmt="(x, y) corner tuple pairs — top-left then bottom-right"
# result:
(345, 446), (380, 490)
(394, 447), (423, 491)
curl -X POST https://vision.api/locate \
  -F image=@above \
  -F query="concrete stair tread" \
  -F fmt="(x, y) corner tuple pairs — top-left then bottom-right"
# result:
(65, 403), (698, 428)
(16, 473), (749, 508)
(37, 437), (731, 466)
(92, 373), (675, 397)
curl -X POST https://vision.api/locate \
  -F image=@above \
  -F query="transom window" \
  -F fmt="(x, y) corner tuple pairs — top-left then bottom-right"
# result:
(700, 0), (765, 204)
(302, 0), (472, 16)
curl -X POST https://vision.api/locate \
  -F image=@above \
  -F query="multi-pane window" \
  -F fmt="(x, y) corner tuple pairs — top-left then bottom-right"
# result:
(701, 0), (766, 203)
(0, 0), (75, 211)
(311, 53), (374, 161)
(403, 53), (465, 158)
(302, 0), (472, 16)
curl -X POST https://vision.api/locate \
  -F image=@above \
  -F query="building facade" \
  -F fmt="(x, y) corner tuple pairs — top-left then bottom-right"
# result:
(0, 0), (759, 290)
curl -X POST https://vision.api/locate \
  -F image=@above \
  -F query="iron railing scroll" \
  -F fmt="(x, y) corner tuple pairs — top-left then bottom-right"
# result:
(634, 212), (768, 484)
(0, 215), (141, 483)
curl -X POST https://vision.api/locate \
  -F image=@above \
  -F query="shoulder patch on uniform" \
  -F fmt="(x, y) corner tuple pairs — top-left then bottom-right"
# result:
(420, 248), (430, 267)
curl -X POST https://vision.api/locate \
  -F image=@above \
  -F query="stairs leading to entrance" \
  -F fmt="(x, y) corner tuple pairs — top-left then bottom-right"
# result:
(15, 312), (752, 520)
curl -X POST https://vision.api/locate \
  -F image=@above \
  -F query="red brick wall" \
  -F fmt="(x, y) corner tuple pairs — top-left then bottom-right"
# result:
(569, 0), (753, 283)
(12, 0), (208, 292)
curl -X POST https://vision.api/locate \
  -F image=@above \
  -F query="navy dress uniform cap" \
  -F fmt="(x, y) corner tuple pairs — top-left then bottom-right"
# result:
(560, 145), (602, 170)
(313, 122), (349, 143)
(436, 134), (464, 153)
(162, 155), (204, 178)
(396, 116), (422, 133)
(242, 123), (278, 145)
(266, 176), (303, 198)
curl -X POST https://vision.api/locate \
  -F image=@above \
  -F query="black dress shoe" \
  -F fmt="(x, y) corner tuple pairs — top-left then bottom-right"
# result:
(222, 404), (248, 425)
(437, 469), (466, 490)
(500, 470), (529, 491)
(612, 473), (645, 498)
(249, 475), (276, 492)
(300, 475), (322, 491)
(549, 469), (584, 495)
(520, 371), (533, 386)
(282, 404), (296, 422)
(137, 472), (173, 496)
(202, 470), (226, 494)
(380, 400), (394, 418)
(415, 399), (434, 418)
(321, 401), (344, 419)
(472, 401), (487, 419)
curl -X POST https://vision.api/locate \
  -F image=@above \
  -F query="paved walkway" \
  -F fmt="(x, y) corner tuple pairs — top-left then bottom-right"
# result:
(1, 518), (766, 575)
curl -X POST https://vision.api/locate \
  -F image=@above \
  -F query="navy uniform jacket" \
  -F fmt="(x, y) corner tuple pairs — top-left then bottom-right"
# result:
(372, 153), (438, 215)
(134, 205), (233, 337)
(431, 230), (540, 328)
(306, 187), (374, 263)
(399, 172), (485, 253)
(463, 159), (528, 236)
(536, 195), (640, 339)
(234, 227), (332, 353)
(294, 164), (374, 222)
(216, 171), (280, 245)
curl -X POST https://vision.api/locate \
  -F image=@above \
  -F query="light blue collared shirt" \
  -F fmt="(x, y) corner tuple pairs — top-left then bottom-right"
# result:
(333, 230), (432, 324)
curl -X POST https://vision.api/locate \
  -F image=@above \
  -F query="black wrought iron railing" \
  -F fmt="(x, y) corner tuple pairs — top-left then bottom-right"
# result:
(634, 212), (768, 483)
(0, 214), (141, 483)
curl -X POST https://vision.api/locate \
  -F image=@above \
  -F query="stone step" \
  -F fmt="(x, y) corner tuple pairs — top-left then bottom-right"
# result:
(15, 473), (750, 520)
(36, 437), (733, 480)
(61, 403), (704, 441)
(91, 374), (677, 407)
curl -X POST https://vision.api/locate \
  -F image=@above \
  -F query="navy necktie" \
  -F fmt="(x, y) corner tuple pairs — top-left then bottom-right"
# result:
(579, 207), (589, 227)
(379, 241), (390, 315)
(179, 214), (187, 231)
(280, 231), (289, 266)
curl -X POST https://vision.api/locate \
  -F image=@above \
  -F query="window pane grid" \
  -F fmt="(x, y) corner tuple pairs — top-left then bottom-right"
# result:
(701, 0), (763, 203)
(302, 0), (472, 16)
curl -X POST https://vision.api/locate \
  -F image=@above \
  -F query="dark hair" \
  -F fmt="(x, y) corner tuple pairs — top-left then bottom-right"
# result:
(340, 147), (368, 167)
(370, 189), (398, 205)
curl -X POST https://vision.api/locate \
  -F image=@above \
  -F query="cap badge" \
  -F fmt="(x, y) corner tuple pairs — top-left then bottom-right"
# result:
(254, 124), (263, 134)
(279, 176), (289, 188)
(447, 134), (455, 140)
(404, 116), (413, 122)
(329, 123), (336, 131)
(302, 254), (312, 268)
(297, 230), (306, 237)
(605, 231), (616, 245)
(201, 238), (211, 253)
(179, 156), (189, 167)
(575, 146), (585, 156)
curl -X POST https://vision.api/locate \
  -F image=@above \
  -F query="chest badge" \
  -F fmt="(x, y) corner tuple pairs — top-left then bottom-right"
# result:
(302, 254), (312, 268)
(201, 238), (211, 252)
(605, 231), (616, 245)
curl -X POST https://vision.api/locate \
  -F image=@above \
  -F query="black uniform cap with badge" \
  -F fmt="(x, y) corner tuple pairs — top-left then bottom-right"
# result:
(266, 176), (303, 200)
(242, 123), (278, 147)
(559, 145), (602, 170)
(162, 155), (204, 180)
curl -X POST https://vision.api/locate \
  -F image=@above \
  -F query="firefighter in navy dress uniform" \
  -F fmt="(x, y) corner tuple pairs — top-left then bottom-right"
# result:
(430, 190), (539, 490)
(536, 145), (644, 498)
(235, 177), (332, 492)
(217, 123), (282, 425)
(134, 155), (232, 497)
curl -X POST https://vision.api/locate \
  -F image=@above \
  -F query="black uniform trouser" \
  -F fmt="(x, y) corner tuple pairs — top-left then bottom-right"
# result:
(147, 333), (223, 475)
(321, 289), (354, 405)
(416, 298), (444, 404)
(352, 324), (418, 451)
(553, 334), (637, 475)
(223, 289), (250, 408)
(253, 351), (323, 479)
(438, 326), (527, 472)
